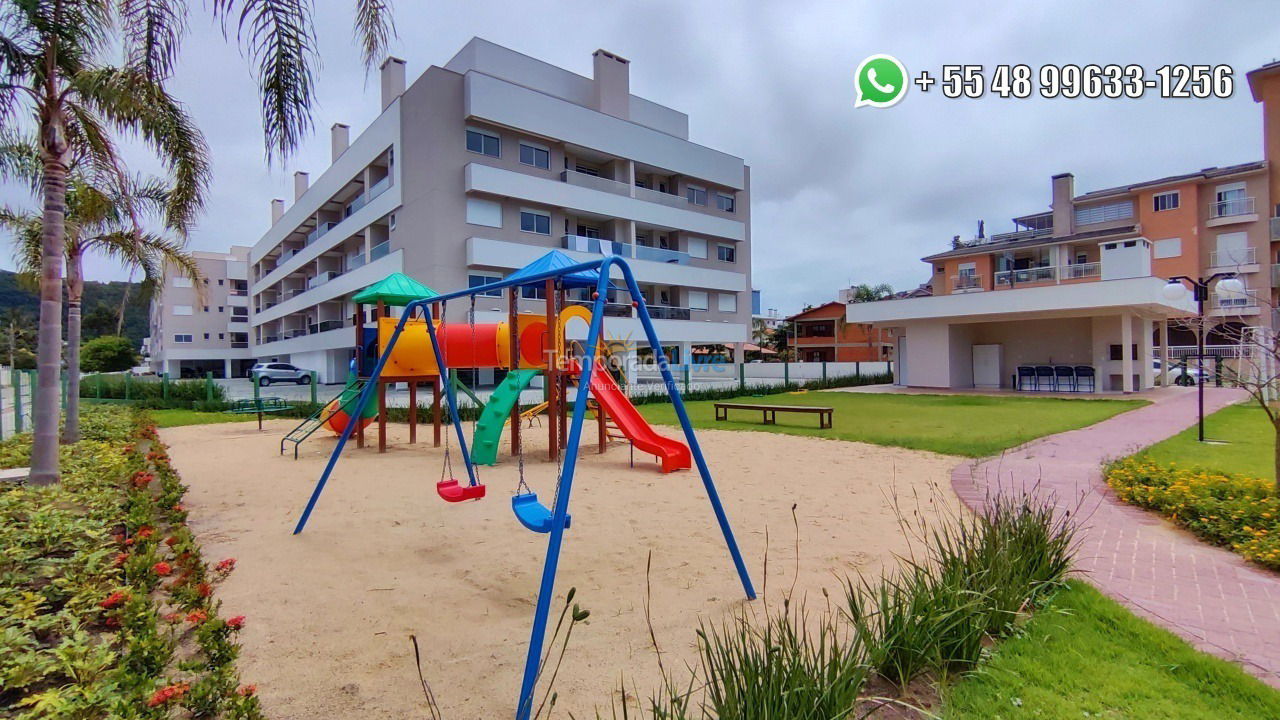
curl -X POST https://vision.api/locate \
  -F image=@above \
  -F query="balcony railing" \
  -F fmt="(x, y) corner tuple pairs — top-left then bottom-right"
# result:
(261, 335), (278, 343)
(229, 315), (248, 324)
(308, 320), (344, 334)
(305, 221), (337, 246)
(561, 168), (630, 196)
(347, 252), (367, 271)
(562, 235), (629, 255)
(370, 241), (390, 262)
(1209, 247), (1257, 268)
(635, 244), (690, 265)
(567, 299), (634, 317)
(1271, 216), (1280, 241)
(1273, 263), (1280, 288)
(230, 341), (249, 349)
(950, 274), (982, 291)
(1168, 345), (1253, 359)
(343, 175), (392, 218)
(995, 266), (1057, 286)
(632, 184), (687, 208)
(307, 270), (341, 290)
(281, 328), (306, 339)
(1209, 196), (1255, 219)
(1212, 289), (1259, 310)
(1062, 262), (1101, 280)
(647, 305), (692, 321)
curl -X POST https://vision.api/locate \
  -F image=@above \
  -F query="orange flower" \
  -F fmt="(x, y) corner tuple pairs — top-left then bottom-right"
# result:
(237, 684), (257, 697)
(165, 535), (179, 547)
(113, 552), (129, 567)
(196, 582), (212, 597)
(99, 591), (128, 609)
(137, 526), (154, 539)
(186, 610), (208, 624)
(226, 615), (246, 629)
(152, 561), (173, 577)
(146, 683), (190, 707)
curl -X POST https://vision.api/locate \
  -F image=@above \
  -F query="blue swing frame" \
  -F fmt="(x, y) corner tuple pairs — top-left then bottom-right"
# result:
(292, 256), (756, 720)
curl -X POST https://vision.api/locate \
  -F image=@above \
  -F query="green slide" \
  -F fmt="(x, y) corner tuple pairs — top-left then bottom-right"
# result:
(471, 369), (542, 465)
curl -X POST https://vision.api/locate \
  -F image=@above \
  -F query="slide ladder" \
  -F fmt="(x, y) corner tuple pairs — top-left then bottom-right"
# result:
(471, 369), (542, 465)
(279, 379), (369, 459)
(574, 359), (691, 473)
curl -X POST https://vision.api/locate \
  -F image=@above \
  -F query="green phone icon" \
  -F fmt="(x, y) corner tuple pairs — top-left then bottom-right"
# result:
(856, 55), (908, 108)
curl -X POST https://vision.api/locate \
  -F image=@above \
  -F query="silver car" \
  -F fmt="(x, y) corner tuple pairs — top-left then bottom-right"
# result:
(251, 362), (313, 386)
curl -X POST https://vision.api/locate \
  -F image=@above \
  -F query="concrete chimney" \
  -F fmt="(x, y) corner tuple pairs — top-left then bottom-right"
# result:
(331, 123), (350, 161)
(270, 198), (284, 224)
(380, 57), (407, 110)
(592, 49), (630, 119)
(1050, 173), (1075, 238)
(293, 171), (309, 201)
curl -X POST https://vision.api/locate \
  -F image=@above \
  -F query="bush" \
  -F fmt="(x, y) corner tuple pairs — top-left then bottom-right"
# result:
(1106, 456), (1280, 570)
(80, 374), (226, 404)
(80, 335), (139, 372)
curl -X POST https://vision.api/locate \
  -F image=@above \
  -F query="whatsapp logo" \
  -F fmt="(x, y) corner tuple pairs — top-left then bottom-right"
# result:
(855, 54), (908, 108)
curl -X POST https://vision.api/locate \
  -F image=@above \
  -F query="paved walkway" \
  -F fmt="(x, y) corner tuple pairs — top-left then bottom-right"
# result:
(951, 387), (1280, 687)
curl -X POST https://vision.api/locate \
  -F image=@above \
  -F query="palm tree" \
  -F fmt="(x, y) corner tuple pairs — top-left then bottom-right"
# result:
(4, 173), (200, 443)
(0, 2), (395, 483)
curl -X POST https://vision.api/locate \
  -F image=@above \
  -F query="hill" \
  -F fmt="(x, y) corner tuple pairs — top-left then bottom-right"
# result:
(0, 269), (151, 349)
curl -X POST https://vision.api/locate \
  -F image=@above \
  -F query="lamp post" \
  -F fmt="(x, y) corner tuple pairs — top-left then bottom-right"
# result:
(1162, 273), (1246, 441)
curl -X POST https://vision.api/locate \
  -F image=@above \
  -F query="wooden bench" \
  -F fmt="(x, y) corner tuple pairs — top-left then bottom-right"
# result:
(714, 403), (834, 429)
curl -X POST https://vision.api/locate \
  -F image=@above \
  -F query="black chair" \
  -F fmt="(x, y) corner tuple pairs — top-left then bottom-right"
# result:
(1016, 366), (1036, 391)
(1034, 365), (1056, 391)
(1054, 365), (1076, 392)
(1073, 366), (1096, 392)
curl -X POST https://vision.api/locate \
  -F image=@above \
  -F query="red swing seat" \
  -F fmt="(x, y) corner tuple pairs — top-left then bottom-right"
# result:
(437, 479), (486, 502)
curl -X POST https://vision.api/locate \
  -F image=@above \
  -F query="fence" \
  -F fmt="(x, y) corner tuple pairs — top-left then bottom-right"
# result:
(631, 360), (893, 396)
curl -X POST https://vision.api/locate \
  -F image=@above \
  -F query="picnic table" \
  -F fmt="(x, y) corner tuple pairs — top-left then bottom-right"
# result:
(713, 402), (834, 429)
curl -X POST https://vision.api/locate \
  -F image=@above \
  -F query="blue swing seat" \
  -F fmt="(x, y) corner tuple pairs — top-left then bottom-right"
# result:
(511, 493), (570, 534)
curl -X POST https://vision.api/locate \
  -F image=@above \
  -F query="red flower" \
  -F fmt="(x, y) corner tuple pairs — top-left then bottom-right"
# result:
(237, 684), (257, 697)
(136, 526), (154, 539)
(113, 552), (129, 567)
(172, 503), (185, 513)
(186, 610), (208, 624)
(163, 611), (183, 624)
(226, 615), (246, 629)
(131, 471), (154, 488)
(99, 591), (128, 609)
(146, 683), (190, 707)
(152, 562), (173, 577)
(215, 557), (237, 574)
(104, 617), (120, 628)
(196, 582), (212, 597)
(123, 538), (135, 547)
(164, 535), (179, 547)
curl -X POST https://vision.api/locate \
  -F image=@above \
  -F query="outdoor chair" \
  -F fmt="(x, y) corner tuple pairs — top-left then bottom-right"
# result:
(1016, 366), (1036, 391)
(1073, 365), (1096, 392)
(1034, 365), (1056, 391)
(1054, 365), (1076, 392)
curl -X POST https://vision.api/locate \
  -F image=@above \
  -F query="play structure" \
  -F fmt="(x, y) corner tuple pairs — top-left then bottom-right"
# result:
(291, 252), (755, 720)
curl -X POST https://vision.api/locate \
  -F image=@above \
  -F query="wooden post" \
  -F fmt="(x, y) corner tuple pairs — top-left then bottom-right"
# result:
(509, 286), (520, 457)
(558, 288), (568, 454)
(409, 381), (418, 444)
(544, 277), (558, 460)
(432, 376), (441, 447)
(597, 401), (606, 453)
(378, 379), (387, 453)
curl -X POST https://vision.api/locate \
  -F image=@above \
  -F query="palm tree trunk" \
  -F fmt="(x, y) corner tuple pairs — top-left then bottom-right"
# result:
(31, 156), (67, 484)
(115, 272), (131, 336)
(62, 251), (83, 444)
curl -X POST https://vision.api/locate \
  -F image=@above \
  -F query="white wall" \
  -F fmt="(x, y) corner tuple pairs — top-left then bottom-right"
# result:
(897, 322), (953, 388)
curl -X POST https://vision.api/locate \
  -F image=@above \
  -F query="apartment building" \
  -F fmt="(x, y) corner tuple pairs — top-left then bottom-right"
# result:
(248, 38), (752, 383)
(145, 247), (254, 378)
(843, 60), (1280, 392)
(787, 302), (893, 362)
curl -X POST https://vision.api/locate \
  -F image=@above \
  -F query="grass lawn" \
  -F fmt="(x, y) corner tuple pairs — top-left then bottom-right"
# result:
(636, 392), (1147, 457)
(944, 580), (1280, 719)
(1139, 403), (1273, 481)
(150, 408), (259, 428)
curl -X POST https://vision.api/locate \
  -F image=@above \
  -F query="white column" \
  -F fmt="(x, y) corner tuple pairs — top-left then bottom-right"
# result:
(1121, 313), (1134, 393)
(223, 358), (232, 379)
(676, 341), (692, 365)
(1139, 317), (1154, 390)
(1158, 319), (1169, 387)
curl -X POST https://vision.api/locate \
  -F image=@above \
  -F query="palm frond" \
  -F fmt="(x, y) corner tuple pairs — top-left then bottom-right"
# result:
(353, 0), (396, 69)
(118, 0), (189, 81)
(0, 130), (41, 193)
(0, 205), (42, 276)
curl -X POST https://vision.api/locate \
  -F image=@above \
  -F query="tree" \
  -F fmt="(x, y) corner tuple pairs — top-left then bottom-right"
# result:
(4, 171), (200, 443)
(842, 283), (894, 358)
(0, 1), (395, 483)
(1, 307), (35, 369)
(80, 335), (137, 372)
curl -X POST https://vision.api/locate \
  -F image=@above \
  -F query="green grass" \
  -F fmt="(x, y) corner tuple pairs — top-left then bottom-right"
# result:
(637, 392), (1147, 457)
(1140, 403), (1273, 481)
(944, 580), (1280, 719)
(150, 408), (259, 428)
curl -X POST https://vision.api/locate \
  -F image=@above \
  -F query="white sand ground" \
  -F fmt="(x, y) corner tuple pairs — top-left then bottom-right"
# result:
(163, 418), (959, 718)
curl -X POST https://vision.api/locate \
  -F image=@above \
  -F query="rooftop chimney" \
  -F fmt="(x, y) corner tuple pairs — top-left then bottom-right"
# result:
(270, 198), (284, 224)
(381, 57), (406, 110)
(293, 171), (309, 201)
(592, 49), (630, 119)
(1050, 173), (1075, 238)
(331, 123), (350, 161)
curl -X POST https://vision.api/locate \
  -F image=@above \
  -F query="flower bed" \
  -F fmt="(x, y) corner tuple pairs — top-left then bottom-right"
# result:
(0, 405), (262, 718)
(1106, 457), (1280, 571)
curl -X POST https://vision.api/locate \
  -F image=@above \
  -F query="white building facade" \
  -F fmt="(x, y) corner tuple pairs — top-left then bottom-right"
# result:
(145, 247), (255, 378)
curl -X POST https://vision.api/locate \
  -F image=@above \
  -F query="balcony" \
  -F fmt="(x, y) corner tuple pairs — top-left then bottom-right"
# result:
(344, 175), (392, 218)
(648, 305), (692, 321)
(229, 315), (248, 324)
(305, 221), (337, 247)
(995, 266), (1057, 286)
(1212, 289), (1259, 310)
(563, 234), (629, 255)
(281, 328), (307, 340)
(348, 252), (367, 271)
(1209, 247), (1257, 269)
(1062, 262), (1101, 280)
(1271, 217), (1280, 240)
(635, 244), (690, 265)
(307, 270), (341, 290)
(633, 184), (688, 209)
(1273, 264), (1280, 288)
(951, 274), (983, 292)
(1209, 196), (1255, 219)
(230, 341), (249, 349)
(308, 320), (344, 334)
(370, 241), (390, 262)
(567, 299), (634, 317)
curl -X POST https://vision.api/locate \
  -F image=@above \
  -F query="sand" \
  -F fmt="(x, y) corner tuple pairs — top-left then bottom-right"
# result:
(163, 416), (960, 718)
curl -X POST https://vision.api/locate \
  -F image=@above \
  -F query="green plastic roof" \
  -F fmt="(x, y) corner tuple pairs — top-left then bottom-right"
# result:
(351, 272), (439, 306)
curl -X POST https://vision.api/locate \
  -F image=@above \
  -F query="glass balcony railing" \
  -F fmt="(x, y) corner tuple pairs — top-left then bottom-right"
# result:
(995, 266), (1057, 286)
(1209, 196), (1255, 219)
(370, 241), (390, 261)
(951, 274), (983, 291)
(647, 305), (692, 321)
(308, 320), (344, 334)
(567, 299), (634, 317)
(343, 175), (392, 218)
(348, 252), (367, 270)
(305, 221), (337, 246)
(635, 244), (690, 265)
(562, 235), (629, 255)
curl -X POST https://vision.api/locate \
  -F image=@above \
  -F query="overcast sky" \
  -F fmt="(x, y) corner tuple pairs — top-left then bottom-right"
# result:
(3, 0), (1277, 315)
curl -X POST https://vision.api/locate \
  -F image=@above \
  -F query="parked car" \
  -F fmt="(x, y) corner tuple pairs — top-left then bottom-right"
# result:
(1153, 358), (1206, 386)
(250, 362), (313, 386)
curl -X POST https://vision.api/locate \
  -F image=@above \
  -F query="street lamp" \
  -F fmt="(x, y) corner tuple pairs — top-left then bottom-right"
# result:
(1162, 273), (1246, 442)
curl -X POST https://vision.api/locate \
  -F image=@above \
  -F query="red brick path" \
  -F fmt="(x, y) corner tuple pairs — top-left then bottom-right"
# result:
(951, 388), (1280, 686)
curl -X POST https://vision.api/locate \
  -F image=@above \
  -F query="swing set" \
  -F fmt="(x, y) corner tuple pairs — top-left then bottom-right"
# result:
(292, 254), (756, 720)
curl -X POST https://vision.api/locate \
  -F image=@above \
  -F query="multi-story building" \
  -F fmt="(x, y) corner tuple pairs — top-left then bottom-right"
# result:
(843, 60), (1280, 392)
(787, 302), (893, 362)
(145, 247), (254, 378)
(246, 38), (752, 382)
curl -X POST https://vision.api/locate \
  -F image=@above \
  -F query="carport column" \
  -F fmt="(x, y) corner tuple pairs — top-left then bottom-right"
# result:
(1158, 319), (1170, 387)
(676, 341), (692, 366)
(223, 358), (232, 379)
(1120, 312), (1134, 393)
(1139, 317), (1154, 390)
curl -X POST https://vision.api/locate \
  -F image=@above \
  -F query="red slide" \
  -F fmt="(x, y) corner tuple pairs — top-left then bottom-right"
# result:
(579, 359), (691, 473)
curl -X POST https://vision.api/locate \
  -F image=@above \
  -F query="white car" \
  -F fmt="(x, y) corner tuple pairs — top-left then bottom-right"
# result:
(1153, 358), (1207, 386)
(250, 362), (313, 386)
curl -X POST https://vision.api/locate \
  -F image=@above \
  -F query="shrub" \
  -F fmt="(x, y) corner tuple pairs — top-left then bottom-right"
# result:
(80, 335), (140, 372)
(1106, 456), (1280, 570)
(80, 374), (226, 405)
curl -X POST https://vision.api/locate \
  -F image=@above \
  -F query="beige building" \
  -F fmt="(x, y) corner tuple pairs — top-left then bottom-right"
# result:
(247, 38), (753, 383)
(145, 247), (254, 378)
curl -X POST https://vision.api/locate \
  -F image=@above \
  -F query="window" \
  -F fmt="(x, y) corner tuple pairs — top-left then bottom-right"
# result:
(202, 305), (209, 312)
(717, 293), (737, 313)
(217, 279), (225, 286)
(1152, 191), (1180, 212)
(519, 142), (550, 169)
(218, 333), (225, 340)
(1215, 232), (1250, 265)
(466, 128), (500, 157)
(1153, 238), (1182, 259)
(468, 273), (503, 297)
(686, 185), (707, 206)
(688, 290), (709, 311)
(519, 209), (551, 235)
(716, 193), (735, 212)
(218, 306), (224, 313)
(1075, 253), (1088, 264)
(521, 284), (547, 300)
(174, 277), (193, 288)
(466, 197), (503, 228)
(173, 305), (193, 316)
(716, 244), (737, 263)
(687, 237), (708, 259)
(1074, 201), (1133, 225)
(203, 333), (210, 340)
(1109, 344), (1138, 361)
(174, 334), (192, 343)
